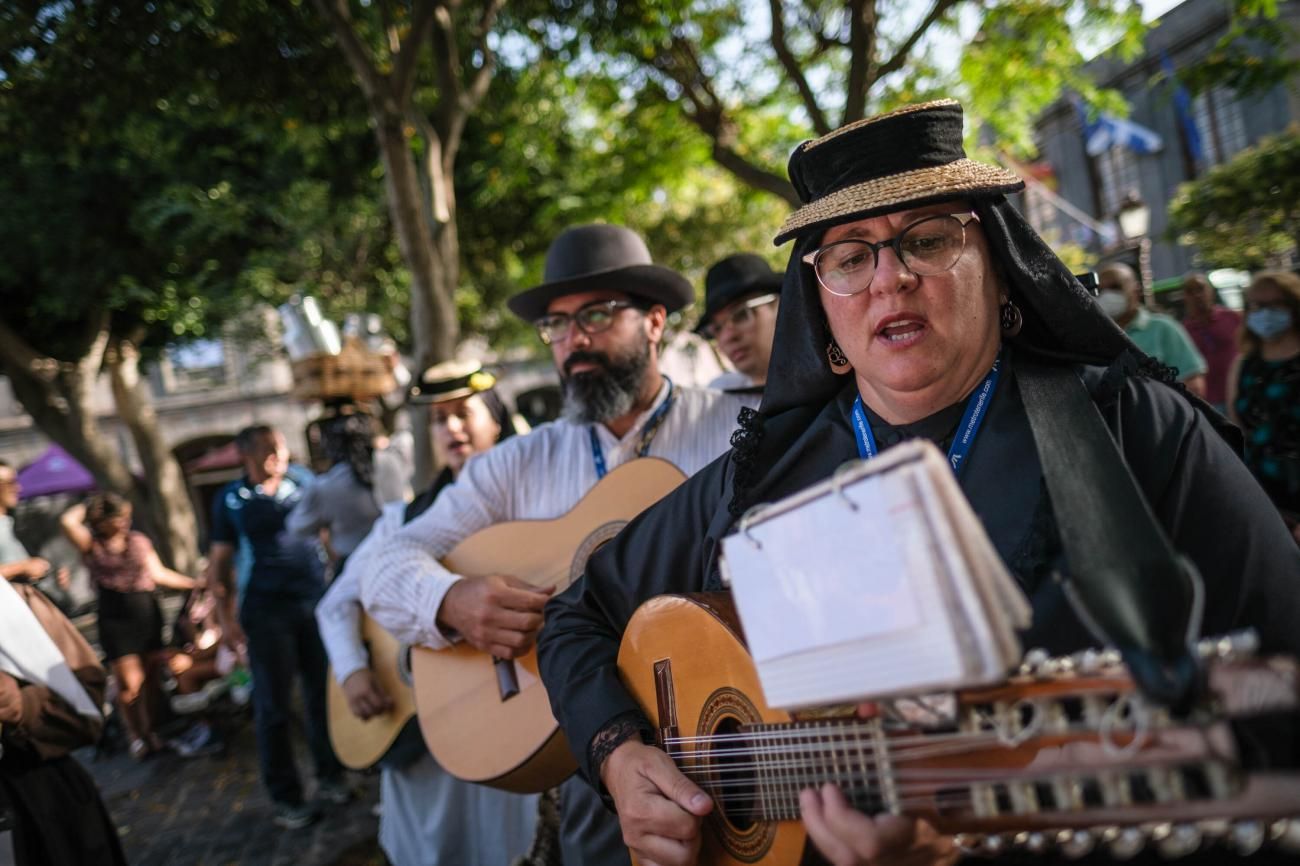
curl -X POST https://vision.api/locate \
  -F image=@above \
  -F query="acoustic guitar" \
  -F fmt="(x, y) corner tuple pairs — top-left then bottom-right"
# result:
(326, 612), (417, 770)
(412, 457), (687, 793)
(618, 593), (1300, 864)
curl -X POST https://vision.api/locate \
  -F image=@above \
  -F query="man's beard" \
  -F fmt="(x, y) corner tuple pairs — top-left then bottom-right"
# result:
(561, 338), (652, 425)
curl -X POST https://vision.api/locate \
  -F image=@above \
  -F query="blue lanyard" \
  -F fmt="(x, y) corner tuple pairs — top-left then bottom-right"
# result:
(589, 377), (676, 479)
(851, 355), (1002, 477)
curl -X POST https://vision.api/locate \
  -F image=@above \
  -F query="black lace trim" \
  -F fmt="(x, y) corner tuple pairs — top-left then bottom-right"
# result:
(728, 406), (765, 518)
(588, 711), (655, 783)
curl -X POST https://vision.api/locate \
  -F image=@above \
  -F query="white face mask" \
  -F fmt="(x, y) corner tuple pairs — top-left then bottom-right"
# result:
(1097, 290), (1129, 319)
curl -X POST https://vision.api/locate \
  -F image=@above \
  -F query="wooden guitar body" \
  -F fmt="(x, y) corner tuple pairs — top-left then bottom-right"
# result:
(326, 612), (416, 770)
(618, 593), (807, 866)
(412, 457), (687, 793)
(619, 594), (1300, 865)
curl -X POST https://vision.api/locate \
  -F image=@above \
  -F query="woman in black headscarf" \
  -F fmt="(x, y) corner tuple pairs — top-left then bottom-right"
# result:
(537, 100), (1300, 866)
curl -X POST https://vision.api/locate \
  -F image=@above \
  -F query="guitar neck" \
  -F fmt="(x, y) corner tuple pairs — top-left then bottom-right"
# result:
(670, 714), (1260, 834)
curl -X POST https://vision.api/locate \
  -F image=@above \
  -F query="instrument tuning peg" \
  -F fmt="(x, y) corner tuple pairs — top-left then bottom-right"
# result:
(953, 833), (983, 854)
(1104, 826), (1146, 860)
(980, 835), (1008, 855)
(1073, 648), (1103, 674)
(1058, 829), (1095, 859)
(1020, 648), (1049, 676)
(1228, 820), (1265, 856)
(1155, 823), (1202, 858)
(1270, 818), (1300, 853)
(1013, 831), (1050, 854)
(1100, 648), (1123, 668)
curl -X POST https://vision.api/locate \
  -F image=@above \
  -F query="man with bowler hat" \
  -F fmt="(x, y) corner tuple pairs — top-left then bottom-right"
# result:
(695, 253), (782, 390)
(360, 224), (757, 865)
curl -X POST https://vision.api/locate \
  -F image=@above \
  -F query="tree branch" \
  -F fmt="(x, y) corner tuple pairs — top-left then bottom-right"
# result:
(429, 0), (464, 142)
(843, 0), (877, 125)
(876, 0), (962, 82)
(462, 0), (505, 115)
(393, 0), (438, 107)
(376, 0), (401, 56)
(769, 0), (831, 135)
(312, 0), (390, 111)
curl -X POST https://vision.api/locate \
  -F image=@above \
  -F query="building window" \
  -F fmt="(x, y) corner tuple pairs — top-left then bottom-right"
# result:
(1095, 144), (1141, 218)
(162, 339), (227, 393)
(1193, 87), (1247, 167)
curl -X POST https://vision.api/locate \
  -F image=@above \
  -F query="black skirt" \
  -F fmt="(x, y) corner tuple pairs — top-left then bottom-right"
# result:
(96, 589), (163, 661)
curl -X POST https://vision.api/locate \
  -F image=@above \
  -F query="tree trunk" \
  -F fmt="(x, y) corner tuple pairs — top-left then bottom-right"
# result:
(0, 320), (138, 525)
(106, 338), (201, 574)
(374, 114), (460, 488)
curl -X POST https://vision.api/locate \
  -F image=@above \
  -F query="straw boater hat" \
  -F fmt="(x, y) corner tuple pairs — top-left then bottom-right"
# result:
(407, 359), (497, 404)
(774, 99), (1024, 245)
(693, 253), (784, 334)
(506, 224), (694, 322)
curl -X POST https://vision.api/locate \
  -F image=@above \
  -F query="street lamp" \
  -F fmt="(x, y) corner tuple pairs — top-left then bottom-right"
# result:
(1116, 191), (1151, 240)
(1115, 191), (1154, 300)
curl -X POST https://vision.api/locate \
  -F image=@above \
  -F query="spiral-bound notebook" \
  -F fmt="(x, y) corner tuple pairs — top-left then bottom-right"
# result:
(719, 440), (1030, 710)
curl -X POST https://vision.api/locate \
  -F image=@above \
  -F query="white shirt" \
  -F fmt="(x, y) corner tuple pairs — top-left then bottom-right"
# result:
(316, 502), (406, 684)
(360, 381), (755, 648)
(707, 370), (755, 391)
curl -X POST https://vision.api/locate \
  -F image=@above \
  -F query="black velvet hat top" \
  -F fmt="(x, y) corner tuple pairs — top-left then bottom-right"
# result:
(775, 99), (1024, 245)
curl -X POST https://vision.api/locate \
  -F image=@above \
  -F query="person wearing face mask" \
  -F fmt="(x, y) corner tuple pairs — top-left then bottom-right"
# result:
(315, 361), (540, 866)
(1098, 263), (1207, 397)
(1180, 272), (1241, 412)
(1227, 271), (1300, 540)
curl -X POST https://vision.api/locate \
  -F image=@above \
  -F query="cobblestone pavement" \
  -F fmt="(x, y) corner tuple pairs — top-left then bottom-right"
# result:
(82, 711), (386, 866)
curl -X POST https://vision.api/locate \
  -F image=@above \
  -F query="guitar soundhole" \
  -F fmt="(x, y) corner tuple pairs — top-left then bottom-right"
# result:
(697, 687), (777, 863)
(713, 717), (756, 830)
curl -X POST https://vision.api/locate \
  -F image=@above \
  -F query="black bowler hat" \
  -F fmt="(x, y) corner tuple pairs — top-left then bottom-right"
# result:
(775, 99), (1023, 245)
(693, 254), (784, 334)
(506, 224), (694, 322)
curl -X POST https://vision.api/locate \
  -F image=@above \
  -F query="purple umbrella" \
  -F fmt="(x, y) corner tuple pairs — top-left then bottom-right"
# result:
(18, 444), (97, 499)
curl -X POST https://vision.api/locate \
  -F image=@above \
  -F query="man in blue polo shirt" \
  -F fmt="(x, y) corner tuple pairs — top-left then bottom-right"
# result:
(208, 424), (346, 829)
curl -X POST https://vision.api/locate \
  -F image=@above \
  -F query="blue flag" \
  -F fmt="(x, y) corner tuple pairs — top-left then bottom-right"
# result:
(1161, 52), (1205, 167)
(1074, 97), (1164, 156)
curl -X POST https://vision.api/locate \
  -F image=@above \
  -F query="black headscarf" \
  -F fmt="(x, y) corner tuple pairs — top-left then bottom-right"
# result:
(733, 102), (1230, 516)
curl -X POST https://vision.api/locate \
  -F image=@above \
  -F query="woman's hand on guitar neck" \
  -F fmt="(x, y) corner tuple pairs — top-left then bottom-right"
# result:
(436, 574), (554, 659)
(602, 739), (713, 866)
(800, 784), (958, 866)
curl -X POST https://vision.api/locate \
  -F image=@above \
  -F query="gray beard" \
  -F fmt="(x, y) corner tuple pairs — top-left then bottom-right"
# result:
(561, 339), (652, 426)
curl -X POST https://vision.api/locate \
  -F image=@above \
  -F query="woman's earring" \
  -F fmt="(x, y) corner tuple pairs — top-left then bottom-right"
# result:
(1000, 299), (1023, 338)
(826, 338), (852, 374)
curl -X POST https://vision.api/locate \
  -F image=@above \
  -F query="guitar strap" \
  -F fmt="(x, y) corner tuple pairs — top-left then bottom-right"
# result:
(1016, 359), (1203, 712)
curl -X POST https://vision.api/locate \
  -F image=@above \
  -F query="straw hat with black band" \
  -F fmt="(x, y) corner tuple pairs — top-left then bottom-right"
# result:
(693, 254), (784, 335)
(506, 224), (693, 323)
(407, 359), (498, 405)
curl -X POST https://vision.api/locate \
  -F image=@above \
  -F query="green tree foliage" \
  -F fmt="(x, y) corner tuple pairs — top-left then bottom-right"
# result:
(1167, 128), (1300, 270)
(531, 0), (1148, 206)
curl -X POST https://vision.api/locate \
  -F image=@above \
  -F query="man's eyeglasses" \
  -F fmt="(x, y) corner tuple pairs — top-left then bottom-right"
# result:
(700, 293), (779, 341)
(535, 300), (640, 346)
(802, 212), (980, 297)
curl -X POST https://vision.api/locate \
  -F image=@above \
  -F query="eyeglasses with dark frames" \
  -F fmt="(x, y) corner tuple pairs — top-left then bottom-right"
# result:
(700, 293), (779, 341)
(535, 300), (641, 346)
(802, 212), (980, 297)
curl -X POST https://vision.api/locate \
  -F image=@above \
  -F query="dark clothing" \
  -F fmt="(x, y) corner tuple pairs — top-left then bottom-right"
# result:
(241, 595), (341, 805)
(212, 465), (337, 804)
(1235, 352), (1300, 516)
(538, 356), (1300, 865)
(0, 752), (127, 866)
(210, 465), (325, 604)
(0, 583), (125, 866)
(96, 588), (164, 661)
